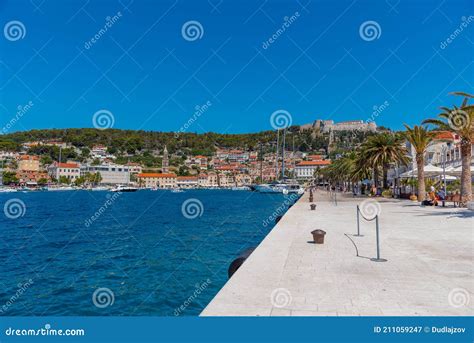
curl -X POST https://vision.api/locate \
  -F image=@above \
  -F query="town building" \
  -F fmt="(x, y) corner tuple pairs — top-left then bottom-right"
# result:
(137, 173), (177, 188)
(198, 174), (208, 187)
(16, 170), (50, 186)
(185, 155), (208, 169)
(48, 162), (81, 182)
(126, 162), (143, 174)
(295, 160), (331, 179)
(18, 155), (40, 172)
(207, 172), (219, 187)
(235, 173), (252, 186)
(177, 176), (199, 188)
(81, 164), (132, 184)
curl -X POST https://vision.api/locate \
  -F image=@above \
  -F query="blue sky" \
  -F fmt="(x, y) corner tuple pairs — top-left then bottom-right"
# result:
(0, 0), (473, 134)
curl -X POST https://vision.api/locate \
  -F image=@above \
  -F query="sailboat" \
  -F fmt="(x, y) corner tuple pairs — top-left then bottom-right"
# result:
(254, 128), (303, 194)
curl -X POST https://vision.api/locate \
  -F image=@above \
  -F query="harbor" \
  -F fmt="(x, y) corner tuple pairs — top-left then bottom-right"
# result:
(202, 190), (473, 316)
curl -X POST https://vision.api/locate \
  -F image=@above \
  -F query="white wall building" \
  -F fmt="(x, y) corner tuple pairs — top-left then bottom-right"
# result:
(48, 162), (81, 182)
(81, 164), (132, 184)
(295, 160), (331, 179)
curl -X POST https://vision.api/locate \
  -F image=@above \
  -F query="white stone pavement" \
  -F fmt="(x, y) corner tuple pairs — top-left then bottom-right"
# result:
(201, 191), (474, 316)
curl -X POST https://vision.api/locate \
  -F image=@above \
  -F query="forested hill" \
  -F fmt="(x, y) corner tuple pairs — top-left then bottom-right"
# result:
(0, 127), (379, 156)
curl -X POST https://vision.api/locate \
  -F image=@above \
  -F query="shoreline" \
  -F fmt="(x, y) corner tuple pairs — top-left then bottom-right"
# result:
(201, 190), (473, 316)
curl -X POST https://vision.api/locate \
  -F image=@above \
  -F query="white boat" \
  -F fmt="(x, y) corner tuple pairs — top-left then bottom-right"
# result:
(110, 185), (138, 192)
(254, 182), (303, 194)
(171, 188), (184, 193)
(89, 186), (110, 191)
(0, 187), (17, 193)
(46, 186), (75, 191)
(231, 186), (251, 191)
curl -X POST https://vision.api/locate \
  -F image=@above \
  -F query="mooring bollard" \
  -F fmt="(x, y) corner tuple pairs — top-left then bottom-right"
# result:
(310, 203), (316, 211)
(311, 229), (326, 244)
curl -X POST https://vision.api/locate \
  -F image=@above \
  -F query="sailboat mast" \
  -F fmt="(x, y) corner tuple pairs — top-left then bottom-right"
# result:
(57, 146), (62, 185)
(259, 142), (263, 183)
(275, 129), (280, 180)
(281, 129), (286, 180)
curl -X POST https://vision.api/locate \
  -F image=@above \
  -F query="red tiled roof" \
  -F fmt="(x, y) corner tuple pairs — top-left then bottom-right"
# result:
(296, 160), (331, 166)
(58, 162), (79, 168)
(433, 131), (455, 141)
(138, 173), (176, 178)
(177, 176), (198, 181)
(20, 155), (39, 160)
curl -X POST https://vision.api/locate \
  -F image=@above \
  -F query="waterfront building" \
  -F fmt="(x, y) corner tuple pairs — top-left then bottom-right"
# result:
(198, 174), (208, 187)
(16, 170), (50, 186)
(177, 176), (199, 188)
(48, 162), (81, 182)
(81, 164), (132, 184)
(235, 173), (252, 186)
(207, 172), (219, 187)
(126, 162), (143, 174)
(18, 155), (40, 172)
(162, 146), (169, 173)
(137, 173), (177, 188)
(218, 173), (235, 187)
(295, 160), (331, 179)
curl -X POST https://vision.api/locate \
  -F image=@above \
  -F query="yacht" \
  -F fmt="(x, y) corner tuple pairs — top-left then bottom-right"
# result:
(254, 182), (304, 194)
(0, 187), (17, 193)
(110, 185), (138, 192)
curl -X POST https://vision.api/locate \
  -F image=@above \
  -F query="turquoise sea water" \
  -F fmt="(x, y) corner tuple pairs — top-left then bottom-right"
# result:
(0, 190), (296, 316)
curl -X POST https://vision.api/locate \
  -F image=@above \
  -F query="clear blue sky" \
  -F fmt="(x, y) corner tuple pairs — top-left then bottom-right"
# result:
(0, 0), (473, 134)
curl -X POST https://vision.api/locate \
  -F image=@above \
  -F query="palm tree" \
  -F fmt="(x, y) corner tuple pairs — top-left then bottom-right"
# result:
(402, 125), (436, 201)
(423, 92), (474, 203)
(358, 133), (408, 189)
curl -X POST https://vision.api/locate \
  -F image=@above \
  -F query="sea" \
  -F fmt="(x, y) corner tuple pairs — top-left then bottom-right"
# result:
(0, 189), (297, 316)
